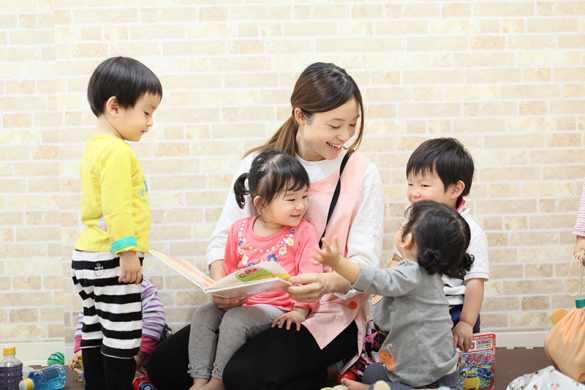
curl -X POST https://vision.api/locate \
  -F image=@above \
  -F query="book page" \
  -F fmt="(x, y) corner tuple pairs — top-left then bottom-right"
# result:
(149, 249), (293, 298)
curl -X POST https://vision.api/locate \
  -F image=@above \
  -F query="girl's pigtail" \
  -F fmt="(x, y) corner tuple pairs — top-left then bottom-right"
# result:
(418, 248), (442, 275)
(454, 253), (475, 279)
(233, 173), (250, 209)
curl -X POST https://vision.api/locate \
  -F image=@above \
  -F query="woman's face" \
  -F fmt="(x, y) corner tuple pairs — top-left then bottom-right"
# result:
(295, 98), (359, 162)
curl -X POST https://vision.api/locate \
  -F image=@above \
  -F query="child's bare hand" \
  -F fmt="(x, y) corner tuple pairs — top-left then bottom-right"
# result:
(69, 350), (82, 370)
(119, 251), (142, 284)
(271, 310), (306, 331)
(312, 236), (341, 267)
(452, 321), (473, 352)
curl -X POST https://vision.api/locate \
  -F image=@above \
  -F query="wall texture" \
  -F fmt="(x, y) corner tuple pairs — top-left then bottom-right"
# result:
(1, 0), (584, 347)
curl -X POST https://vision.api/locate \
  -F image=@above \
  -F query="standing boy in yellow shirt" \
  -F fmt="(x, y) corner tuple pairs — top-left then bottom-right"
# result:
(71, 56), (162, 390)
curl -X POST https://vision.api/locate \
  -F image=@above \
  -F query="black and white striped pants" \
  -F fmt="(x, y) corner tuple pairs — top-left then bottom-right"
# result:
(71, 250), (142, 359)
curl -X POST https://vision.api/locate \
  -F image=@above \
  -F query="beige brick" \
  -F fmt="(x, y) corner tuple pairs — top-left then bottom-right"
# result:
(446, 86), (498, 101)
(490, 264), (523, 279)
(489, 183), (519, 198)
(486, 248), (517, 264)
(480, 19), (500, 34)
(482, 216), (502, 231)
(476, 199), (538, 215)
(501, 84), (560, 100)
(403, 70), (463, 85)
(9, 308), (38, 323)
(509, 35), (556, 50)
(537, 2), (585, 16)
(352, 4), (384, 19)
(526, 264), (554, 278)
(508, 117), (554, 132)
(198, 158), (236, 175)
(523, 68), (551, 82)
(453, 52), (514, 68)
(511, 231), (560, 246)
(510, 312), (550, 328)
(339, 21), (374, 36)
(441, 3), (470, 17)
(481, 313), (508, 328)
(398, 103), (460, 118)
(528, 18), (580, 33)
(0, 324), (45, 339)
(386, 4), (440, 18)
(547, 133), (581, 148)
(518, 248), (551, 263)
(430, 20), (478, 34)
(542, 165), (584, 180)
(318, 38), (403, 53)
(564, 84), (585, 98)
(556, 68), (585, 82)
(474, 2), (534, 17)
(470, 36), (505, 50)
(519, 101), (548, 116)
(549, 50), (582, 66)
(407, 36), (468, 51)
(467, 68), (521, 83)
(453, 118), (505, 133)
(504, 215), (528, 231)
(551, 100), (585, 115)
(464, 102), (517, 117)
(367, 104), (397, 120)
(199, 6), (228, 21)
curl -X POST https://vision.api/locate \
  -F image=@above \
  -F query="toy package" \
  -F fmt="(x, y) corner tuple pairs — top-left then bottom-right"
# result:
(458, 333), (495, 390)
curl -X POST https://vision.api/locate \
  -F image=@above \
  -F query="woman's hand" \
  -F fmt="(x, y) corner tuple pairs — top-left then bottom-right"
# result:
(211, 295), (248, 310)
(285, 272), (350, 303)
(574, 236), (585, 265)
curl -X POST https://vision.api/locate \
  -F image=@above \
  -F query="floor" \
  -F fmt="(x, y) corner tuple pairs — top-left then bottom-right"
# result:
(59, 347), (551, 390)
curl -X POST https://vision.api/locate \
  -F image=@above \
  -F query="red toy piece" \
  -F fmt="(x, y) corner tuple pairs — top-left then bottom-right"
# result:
(336, 370), (356, 383)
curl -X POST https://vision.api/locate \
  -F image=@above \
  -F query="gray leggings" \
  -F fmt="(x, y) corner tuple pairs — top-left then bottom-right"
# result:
(187, 302), (285, 380)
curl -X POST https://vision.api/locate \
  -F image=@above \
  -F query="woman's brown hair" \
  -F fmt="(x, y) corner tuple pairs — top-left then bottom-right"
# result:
(246, 62), (364, 157)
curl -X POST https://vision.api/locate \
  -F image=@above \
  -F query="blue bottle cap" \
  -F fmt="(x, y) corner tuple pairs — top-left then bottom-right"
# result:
(576, 298), (585, 309)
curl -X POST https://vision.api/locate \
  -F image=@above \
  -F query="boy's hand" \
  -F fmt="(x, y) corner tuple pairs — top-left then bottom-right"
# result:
(69, 350), (82, 370)
(453, 321), (473, 352)
(312, 236), (341, 267)
(119, 251), (142, 284)
(271, 309), (307, 331)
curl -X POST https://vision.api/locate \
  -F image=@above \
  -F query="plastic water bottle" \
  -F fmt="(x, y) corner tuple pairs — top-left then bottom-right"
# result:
(18, 365), (68, 390)
(0, 346), (23, 390)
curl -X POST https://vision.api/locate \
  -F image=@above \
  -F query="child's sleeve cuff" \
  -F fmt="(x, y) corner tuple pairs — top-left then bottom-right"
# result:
(111, 236), (138, 254)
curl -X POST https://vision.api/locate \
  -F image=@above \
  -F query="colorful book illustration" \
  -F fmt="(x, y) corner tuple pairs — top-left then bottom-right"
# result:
(148, 249), (293, 299)
(458, 333), (496, 390)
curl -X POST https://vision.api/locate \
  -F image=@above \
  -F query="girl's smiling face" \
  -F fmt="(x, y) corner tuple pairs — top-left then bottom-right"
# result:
(295, 98), (360, 162)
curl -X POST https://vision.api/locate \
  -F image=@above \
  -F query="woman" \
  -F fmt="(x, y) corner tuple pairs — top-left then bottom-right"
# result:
(148, 62), (384, 390)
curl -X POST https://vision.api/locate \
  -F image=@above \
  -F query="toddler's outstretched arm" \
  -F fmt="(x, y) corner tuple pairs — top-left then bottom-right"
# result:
(312, 236), (360, 284)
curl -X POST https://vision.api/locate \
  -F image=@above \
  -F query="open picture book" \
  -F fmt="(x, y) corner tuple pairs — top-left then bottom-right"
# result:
(148, 249), (293, 298)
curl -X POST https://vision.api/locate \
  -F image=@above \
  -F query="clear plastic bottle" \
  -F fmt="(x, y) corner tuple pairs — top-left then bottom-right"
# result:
(0, 346), (23, 390)
(18, 365), (68, 390)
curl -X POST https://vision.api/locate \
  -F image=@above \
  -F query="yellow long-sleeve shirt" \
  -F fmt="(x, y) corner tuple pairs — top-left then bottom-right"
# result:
(75, 134), (150, 254)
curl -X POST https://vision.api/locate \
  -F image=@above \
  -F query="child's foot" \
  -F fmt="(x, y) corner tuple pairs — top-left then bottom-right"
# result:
(341, 379), (369, 390)
(189, 378), (210, 390)
(372, 381), (391, 390)
(200, 377), (226, 390)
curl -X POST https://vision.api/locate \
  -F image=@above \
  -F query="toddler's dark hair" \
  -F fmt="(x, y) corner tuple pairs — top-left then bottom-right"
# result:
(406, 138), (474, 203)
(87, 56), (163, 117)
(234, 150), (310, 210)
(402, 200), (474, 278)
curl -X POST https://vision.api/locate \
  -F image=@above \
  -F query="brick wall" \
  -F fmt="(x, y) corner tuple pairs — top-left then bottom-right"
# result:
(1, 1), (584, 346)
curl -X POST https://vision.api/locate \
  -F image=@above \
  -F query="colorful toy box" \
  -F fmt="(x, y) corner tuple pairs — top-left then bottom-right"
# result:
(458, 333), (495, 390)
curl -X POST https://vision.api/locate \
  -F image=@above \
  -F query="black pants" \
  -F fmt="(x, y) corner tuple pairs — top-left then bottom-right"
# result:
(147, 321), (358, 390)
(82, 347), (136, 390)
(224, 321), (358, 390)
